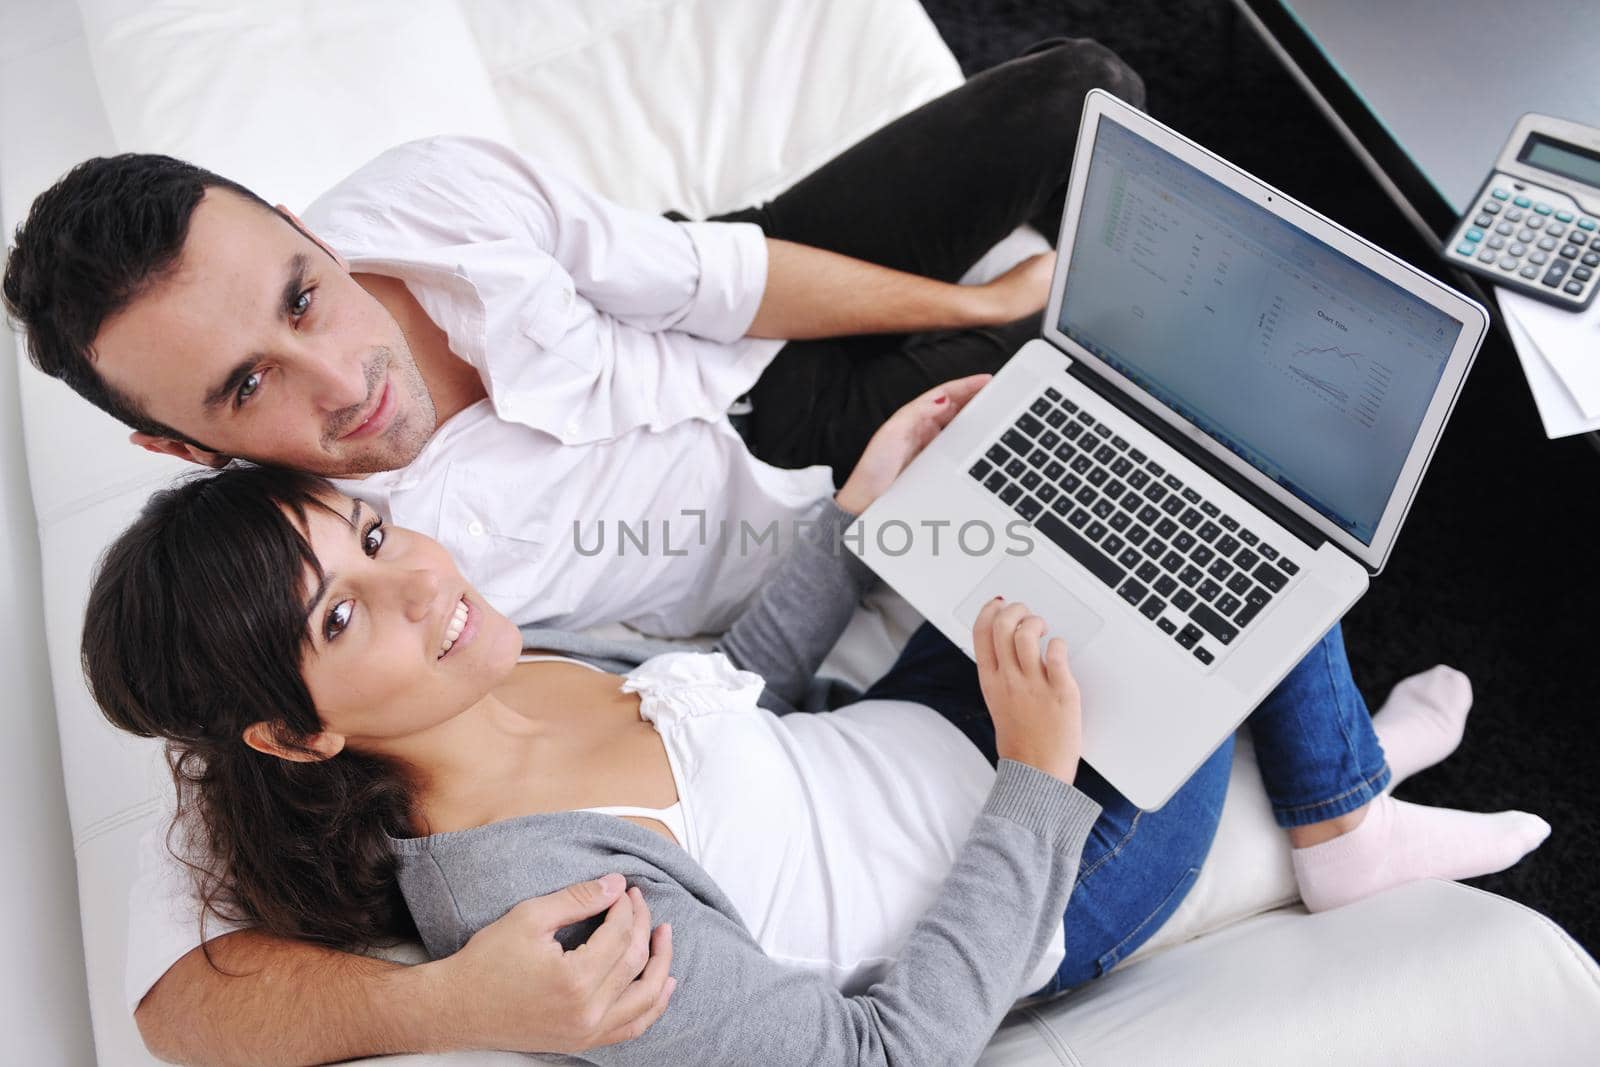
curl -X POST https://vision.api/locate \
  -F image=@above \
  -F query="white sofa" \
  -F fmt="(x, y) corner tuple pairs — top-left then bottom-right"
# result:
(2, 2), (1597, 1064)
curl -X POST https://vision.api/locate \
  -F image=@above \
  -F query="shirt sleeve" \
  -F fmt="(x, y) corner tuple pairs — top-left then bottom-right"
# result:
(124, 815), (246, 1016)
(308, 135), (780, 442)
(418, 136), (768, 342)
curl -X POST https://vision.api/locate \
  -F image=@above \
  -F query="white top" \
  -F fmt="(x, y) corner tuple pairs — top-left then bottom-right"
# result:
(603, 651), (1067, 996)
(305, 135), (835, 636)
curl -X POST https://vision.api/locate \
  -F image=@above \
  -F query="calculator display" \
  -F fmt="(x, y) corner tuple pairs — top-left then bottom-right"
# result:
(1518, 134), (1600, 188)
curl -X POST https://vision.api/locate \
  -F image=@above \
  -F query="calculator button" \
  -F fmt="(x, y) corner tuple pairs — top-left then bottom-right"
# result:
(1492, 188), (1510, 200)
(1584, 253), (1600, 268)
(1550, 258), (1570, 276)
(1495, 222), (1514, 236)
(1542, 269), (1565, 287)
(1516, 230), (1534, 243)
(1483, 200), (1502, 214)
(1528, 215), (1545, 229)
(1499, 257), (1519, 270)
(1520, 265), (1540, 279)
(1571, 232), (1588, 245)
(1478, 250), (1496, 263)
(1560, 245), (1580, 259)
(1506, 208), (1525, 222)
(1538, 237), (1557, 251)
(1487, 236), (1506, 250)
(1509, 242), (1527, 256)
(1474, 214), (1494, 227)
(1549, 224), (1567, 238)
(1580, 218), (1598, 231)
(1465, 228), (1484, 242)
(1575, 267), (1594, 282)
(1565, 281), (1584, 295)
(1556, 210), (1574, 223)
(1534, 202), (1553, 215)
(1513, 195), (1531, 208)
(1530, 251), (1549, 266)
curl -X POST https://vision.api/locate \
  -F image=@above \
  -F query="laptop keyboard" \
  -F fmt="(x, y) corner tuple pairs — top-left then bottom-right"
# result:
(967, 387), (1300, 668)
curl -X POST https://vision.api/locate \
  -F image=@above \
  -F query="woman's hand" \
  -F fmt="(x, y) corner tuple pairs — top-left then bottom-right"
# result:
(834, 374), (990, 515)
(973, 598), (1082, 785)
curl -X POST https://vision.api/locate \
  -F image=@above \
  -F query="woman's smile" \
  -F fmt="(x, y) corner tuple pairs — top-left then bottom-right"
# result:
(437, 594), (481, 660)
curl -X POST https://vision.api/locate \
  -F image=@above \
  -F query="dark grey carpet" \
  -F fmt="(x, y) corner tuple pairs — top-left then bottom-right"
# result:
(919, 0), (1599, 959)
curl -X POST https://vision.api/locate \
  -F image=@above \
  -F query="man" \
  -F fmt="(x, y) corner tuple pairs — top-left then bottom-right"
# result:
(5, 39), (1146, 1064)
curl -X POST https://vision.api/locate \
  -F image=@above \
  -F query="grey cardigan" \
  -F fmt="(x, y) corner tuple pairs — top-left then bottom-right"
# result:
(390, 501), (1102, 1065)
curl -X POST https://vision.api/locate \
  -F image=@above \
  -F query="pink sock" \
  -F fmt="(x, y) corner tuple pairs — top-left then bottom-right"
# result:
(1291, 794), (1550, 913)
(1371, 665), (1472, 789)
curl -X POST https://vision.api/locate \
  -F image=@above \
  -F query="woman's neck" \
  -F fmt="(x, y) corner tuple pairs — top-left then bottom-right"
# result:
(372, 660), (650, 836)
(371, 681), (560, 834)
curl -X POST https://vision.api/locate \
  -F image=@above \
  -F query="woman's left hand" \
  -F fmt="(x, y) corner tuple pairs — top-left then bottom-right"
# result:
(834, 373), (991, 515)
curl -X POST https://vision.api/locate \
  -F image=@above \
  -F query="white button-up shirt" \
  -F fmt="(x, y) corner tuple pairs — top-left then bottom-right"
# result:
(301, 136), (835, 637)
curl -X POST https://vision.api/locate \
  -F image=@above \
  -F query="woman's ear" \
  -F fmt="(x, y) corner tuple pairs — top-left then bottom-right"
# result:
(242, 721), (347, 763)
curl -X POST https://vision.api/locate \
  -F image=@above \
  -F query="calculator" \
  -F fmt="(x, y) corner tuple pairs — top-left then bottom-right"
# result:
(1441, 113), (1600, 310)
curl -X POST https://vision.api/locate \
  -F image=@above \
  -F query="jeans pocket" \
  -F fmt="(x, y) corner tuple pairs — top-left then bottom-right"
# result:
(1094, 864), (1202, 978)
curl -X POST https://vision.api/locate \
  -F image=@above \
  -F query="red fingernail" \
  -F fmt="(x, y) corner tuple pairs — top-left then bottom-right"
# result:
(994, 595), (1004, 601)
(934, 395), (948, 405)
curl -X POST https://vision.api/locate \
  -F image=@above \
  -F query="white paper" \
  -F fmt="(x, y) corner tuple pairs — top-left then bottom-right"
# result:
(1496, 287), (1600, 417)
(1497, 290), (1600, 438)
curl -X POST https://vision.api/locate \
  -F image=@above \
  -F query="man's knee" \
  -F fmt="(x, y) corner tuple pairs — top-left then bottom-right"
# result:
(1022, 37), (1148, 112)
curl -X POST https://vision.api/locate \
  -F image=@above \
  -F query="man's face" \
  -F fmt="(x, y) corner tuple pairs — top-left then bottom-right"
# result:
(93, 190), (435, 476)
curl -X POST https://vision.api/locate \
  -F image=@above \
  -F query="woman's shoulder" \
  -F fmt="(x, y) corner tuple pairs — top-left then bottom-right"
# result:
(390, 809), (740, 958)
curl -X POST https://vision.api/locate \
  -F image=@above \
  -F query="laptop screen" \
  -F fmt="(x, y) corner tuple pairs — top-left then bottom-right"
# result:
(1055, 119), (1464, 545)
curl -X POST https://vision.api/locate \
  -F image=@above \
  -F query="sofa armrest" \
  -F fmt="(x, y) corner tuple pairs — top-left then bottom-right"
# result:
(983, 878), (1600, 1066)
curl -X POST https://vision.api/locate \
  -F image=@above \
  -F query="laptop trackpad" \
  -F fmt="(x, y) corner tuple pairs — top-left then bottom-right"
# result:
(955, 558), (1105, 652)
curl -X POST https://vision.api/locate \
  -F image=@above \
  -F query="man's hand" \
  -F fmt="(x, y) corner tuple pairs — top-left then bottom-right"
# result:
(427, 874), (676, 1054)
(834, 374), (990, 515)
(968, 251), (1057, 327)
(133, 874), (675, 1066)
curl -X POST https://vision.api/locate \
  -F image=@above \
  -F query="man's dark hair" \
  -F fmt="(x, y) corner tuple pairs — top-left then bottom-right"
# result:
(2, 153), (272, 442)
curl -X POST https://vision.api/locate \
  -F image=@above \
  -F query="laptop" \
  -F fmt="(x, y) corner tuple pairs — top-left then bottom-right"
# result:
(850, 90), (1488, 810)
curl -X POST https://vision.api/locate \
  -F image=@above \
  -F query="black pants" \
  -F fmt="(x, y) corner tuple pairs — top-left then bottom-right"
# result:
(709, 38), (1147, 484)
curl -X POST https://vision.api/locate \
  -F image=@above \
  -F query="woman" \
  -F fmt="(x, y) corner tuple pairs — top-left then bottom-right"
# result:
(84, 380), (1547, 1065)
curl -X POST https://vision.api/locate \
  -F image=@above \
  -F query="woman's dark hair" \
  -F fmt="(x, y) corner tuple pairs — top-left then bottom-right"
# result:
(1, 153), (272, 443)
(83, 465), (418, 951)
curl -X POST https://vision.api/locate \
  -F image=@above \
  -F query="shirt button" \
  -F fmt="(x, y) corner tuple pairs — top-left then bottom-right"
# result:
(467, 520), (485, 537)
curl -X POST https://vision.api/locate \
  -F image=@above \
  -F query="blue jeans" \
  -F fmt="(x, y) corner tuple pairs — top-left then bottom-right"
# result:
(859, 620), (1390, 992)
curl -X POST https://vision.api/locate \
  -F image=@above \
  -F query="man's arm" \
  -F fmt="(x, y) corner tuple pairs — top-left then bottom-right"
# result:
(137, 876), (673, 1067)
(746, 238), (1056, 340)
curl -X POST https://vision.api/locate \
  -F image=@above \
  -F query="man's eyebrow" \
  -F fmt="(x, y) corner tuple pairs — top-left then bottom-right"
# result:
(302, 498), (364, 630)
(202, 252), (312, 413)
(202, 358), (261, 414)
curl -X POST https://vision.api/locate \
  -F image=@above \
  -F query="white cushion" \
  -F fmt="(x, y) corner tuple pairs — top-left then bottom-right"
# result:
(982, 879), (1600, 1065)
(77, 0), (516, 213)
(457, 0), (962, 217)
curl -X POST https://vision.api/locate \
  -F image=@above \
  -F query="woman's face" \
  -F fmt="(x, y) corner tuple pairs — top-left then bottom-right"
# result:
(292, 491), (523, 749)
